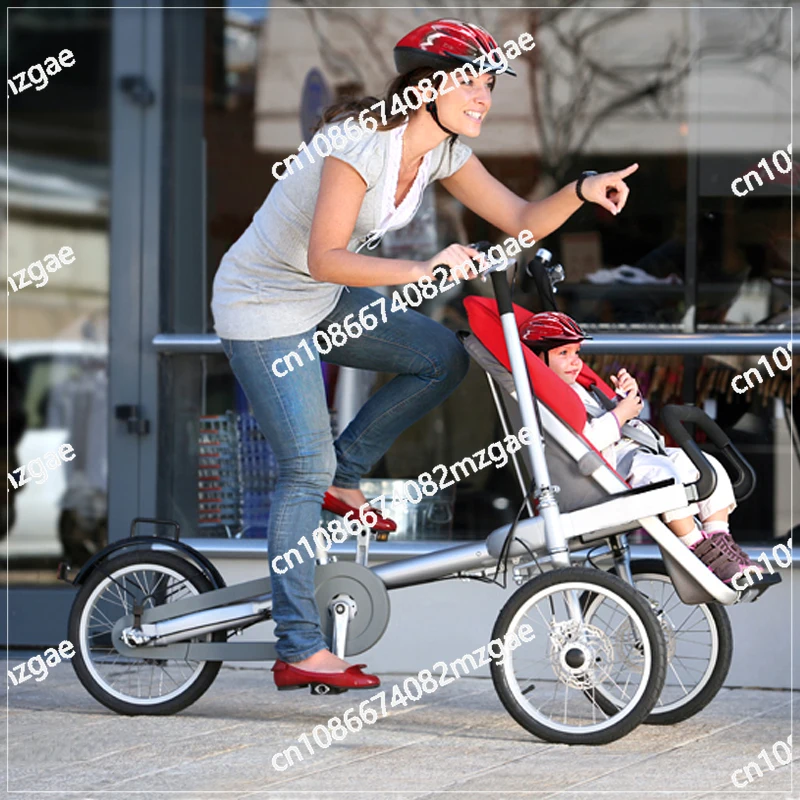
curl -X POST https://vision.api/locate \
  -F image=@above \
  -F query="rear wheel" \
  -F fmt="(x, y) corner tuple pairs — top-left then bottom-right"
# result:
(69, 550), (225, 715)
(490, 567), (667, 745)
(584, 559), (732, 725)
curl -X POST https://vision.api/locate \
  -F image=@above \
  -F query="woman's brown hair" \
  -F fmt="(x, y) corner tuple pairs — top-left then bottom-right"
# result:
(312, 67), (457, 148)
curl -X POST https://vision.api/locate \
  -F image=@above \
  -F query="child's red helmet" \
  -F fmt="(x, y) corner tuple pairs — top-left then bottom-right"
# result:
(394, 19), (517, 77)
(519, 312), (592, 352)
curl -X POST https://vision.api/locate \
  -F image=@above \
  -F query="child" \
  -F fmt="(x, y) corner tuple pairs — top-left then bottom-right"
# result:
(520, 311), (763, 584)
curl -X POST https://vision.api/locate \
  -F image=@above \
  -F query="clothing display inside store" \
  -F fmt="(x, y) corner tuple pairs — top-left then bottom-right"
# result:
(582, 353), (796, 410)
(45, 357), (108, 564)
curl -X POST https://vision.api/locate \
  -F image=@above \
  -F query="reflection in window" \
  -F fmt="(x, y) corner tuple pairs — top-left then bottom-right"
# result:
(189, 7), (796, 544)
(2, 8), (111, 577)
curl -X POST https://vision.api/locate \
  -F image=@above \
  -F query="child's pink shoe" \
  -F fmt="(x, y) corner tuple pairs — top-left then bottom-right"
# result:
(702, 530), (783, 586)
(704, 531), (758, 570)
(689, 531), (745, 584)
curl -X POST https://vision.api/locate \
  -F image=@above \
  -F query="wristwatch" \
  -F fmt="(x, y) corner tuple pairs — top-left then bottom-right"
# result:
(575, 170), (598, 203)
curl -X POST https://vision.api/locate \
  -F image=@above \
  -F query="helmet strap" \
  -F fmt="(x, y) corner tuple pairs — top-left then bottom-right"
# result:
(425, 100), (458, 137)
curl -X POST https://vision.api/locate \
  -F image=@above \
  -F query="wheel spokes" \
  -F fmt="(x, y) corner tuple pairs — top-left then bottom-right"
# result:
(80, 563), (211, 705)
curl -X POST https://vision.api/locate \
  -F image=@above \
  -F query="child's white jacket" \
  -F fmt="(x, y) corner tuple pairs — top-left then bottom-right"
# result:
(569, 382), (643, 474)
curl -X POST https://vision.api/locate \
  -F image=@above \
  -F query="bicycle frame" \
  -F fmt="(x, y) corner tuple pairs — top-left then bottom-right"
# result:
(102, 260), (773, 665)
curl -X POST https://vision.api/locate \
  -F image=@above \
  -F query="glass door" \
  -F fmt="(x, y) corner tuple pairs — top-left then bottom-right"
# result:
(2, 5), (154, 645)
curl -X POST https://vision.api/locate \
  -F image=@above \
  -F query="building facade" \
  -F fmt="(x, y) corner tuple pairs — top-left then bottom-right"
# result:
(3, 2), (798, 687)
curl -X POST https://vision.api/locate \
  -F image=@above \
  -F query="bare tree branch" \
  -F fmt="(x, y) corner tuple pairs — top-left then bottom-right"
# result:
(527, 4), (791, 183)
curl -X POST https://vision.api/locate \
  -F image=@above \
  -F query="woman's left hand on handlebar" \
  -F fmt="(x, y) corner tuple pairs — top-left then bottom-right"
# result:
(581, 164), (639, 216)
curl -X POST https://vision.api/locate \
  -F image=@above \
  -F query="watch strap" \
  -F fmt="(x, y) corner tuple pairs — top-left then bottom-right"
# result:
(576, 170), (598, 203)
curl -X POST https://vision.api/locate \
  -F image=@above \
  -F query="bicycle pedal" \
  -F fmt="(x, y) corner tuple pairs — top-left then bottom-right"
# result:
(309, 683), (348, 695)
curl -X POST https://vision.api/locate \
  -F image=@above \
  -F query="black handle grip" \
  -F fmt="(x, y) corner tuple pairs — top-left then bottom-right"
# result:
(519, 252), (559, 311)
(659, 405), (725, 501)
(531, 261), (558, 312)
(661, 404), (755, 502)
(471, 240), (492, 253)
(719, 442), (756, 502)
(491, 269), (513, 315)
(433, 240), (491, 283)
(129, 517), (181, 541)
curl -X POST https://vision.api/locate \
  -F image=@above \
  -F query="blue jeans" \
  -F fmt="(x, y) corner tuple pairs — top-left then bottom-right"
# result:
(220, 287), (469, 661)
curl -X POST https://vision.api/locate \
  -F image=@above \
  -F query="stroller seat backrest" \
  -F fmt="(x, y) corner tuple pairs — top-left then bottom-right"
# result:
(463, 296), (631, 513)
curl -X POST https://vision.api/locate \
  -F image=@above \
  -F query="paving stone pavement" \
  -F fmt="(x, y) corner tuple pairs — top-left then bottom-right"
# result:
(2, 662), (797, 800)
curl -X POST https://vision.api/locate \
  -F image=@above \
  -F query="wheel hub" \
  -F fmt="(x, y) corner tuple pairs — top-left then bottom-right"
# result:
(549, 620), (614, 690)
(564, 647), (586, 668)
(653, 607), (677, 663)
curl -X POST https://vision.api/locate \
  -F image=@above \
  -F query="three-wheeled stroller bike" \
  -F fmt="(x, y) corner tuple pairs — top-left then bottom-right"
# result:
(61, 246), (779, 745)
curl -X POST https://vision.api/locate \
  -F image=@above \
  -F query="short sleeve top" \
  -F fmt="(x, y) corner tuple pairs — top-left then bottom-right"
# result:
(211, 123), (473, 341)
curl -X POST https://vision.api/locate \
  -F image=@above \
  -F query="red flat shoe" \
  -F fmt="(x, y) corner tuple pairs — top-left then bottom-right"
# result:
(322, 491), (397, 533)
(272, 660), (380, 692)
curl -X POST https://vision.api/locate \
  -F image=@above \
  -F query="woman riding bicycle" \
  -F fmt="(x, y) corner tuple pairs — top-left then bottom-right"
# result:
(211, 17), (638, 692)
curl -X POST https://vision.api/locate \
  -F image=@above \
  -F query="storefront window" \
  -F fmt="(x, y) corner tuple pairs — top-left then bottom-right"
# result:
(160, 6), (796, 544)
(2, 8), (111, 579)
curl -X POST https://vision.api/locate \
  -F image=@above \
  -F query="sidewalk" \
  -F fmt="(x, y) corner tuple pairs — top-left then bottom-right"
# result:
(3, 661), (797, 800)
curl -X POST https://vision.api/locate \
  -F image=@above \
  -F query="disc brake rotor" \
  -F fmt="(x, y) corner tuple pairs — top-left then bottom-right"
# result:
(548, 620), (614, 690)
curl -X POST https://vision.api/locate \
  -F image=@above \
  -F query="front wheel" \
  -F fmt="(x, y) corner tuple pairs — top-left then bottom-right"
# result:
(69, 550), (225, 715)
(490, 566), (667, 745)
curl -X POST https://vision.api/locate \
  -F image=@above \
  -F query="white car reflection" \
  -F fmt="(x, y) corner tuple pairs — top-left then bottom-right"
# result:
(3, 340), (107, 561)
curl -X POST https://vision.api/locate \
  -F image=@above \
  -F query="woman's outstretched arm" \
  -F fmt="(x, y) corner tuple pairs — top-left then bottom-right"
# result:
(440, 155), (639, 242)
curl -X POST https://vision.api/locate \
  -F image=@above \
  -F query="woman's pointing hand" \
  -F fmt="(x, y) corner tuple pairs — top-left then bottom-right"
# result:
(581, 163), (639, 216)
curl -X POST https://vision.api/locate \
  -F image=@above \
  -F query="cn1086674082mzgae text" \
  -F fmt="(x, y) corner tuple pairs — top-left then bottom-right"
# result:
(731, 143), (792, 196)
(271, 31), (535, 182)
(271, 625), (535, 772)
(730, 734), (793, 788)
(7, 641), (75, 687)
(6, 443), (76, 490)
(730, 342), (792, 395)
(271, 230), (536, 379)
(270, 426), (534, 576)
(7, 50), (76, 98)
(7, 246), (75, 293)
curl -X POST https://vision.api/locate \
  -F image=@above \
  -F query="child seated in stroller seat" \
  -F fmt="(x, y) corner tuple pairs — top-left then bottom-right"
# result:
(520, 311), (766, 585)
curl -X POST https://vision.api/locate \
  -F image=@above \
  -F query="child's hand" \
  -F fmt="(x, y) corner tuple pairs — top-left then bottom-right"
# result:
(611, 368), (640, 398)
(612, 391), (643, 425)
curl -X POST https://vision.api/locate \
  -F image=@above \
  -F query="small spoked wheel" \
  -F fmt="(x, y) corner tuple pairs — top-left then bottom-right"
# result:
(583, 559), (732, 725)
(68, 551), (224, 715)
(490, 566), (667, 745)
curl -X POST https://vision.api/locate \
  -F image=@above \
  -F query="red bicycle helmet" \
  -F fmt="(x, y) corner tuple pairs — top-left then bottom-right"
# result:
(520, 312), (592, 353)
(394, 19), (517, 77)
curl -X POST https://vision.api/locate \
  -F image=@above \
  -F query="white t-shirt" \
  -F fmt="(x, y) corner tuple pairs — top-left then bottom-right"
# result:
(211, 123), (472, 341)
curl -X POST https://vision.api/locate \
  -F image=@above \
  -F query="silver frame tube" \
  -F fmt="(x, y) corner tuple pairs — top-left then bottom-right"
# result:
(371, 540), (495, 589)
(498, 310), (570, 563)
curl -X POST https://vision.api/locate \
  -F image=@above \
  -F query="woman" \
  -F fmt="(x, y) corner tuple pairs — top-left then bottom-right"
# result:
(211, 18), (638, 692)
